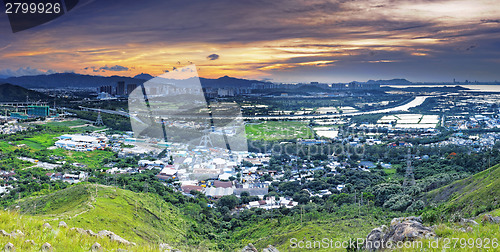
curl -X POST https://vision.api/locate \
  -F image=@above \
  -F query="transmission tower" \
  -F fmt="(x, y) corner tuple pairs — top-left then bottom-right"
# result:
(403, 148), (416, 187)
(95, 110), (104, 126)
(199, 131), (213, 148)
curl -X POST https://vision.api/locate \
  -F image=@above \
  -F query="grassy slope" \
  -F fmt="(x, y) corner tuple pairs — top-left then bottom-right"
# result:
(393, 209), (500, 252)
(231, 164), (500, 251)
(11, 184), (212, 251)
(424, 163), (500, 217)
(386, 163), (500, 251)
(391, 222), (500, 252)
(0, 210), (156, 252)
(230, 206), (399, 251)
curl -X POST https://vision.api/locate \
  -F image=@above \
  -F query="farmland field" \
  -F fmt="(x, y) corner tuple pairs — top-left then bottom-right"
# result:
(245, 121), (314, 141)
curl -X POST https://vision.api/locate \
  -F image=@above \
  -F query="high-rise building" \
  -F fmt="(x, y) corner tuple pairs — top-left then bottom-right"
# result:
(116, 81), (126, 96)
(127, 84), (138, 95)
(331, 83), (347, 89)
(99, 85), (113, 94)
(347, 82), (380, 89)
(27, 106), (50, 117)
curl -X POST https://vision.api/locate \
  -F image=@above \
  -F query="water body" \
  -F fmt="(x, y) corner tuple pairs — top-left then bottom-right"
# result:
(383, 85), (500, 92)
(355, 96), (428, 115)
(246, 96), (429, 120)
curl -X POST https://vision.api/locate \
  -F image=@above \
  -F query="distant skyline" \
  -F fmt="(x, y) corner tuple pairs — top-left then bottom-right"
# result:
(1, 0), (500, 83)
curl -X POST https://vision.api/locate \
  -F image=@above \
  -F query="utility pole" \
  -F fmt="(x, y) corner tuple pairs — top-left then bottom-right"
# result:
(354, 189), (357, 205)
(300, 205), (303, 225)
(403, 148), (416, 188)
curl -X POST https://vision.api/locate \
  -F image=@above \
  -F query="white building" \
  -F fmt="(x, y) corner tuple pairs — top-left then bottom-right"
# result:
(55, 134), (108, 151)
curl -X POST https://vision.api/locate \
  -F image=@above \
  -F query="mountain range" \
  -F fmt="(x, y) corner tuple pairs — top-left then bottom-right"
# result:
(0, 73), (270, 89)
(0, 73), (414, 89)
(366, 78), (412, 85)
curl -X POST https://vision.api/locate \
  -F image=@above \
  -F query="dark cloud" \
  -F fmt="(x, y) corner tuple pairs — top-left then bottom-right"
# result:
(99, 65), (129, 71)
(207, 54), (220, 60)
(85, 65), (129, 72)
(481, 19), (500, 23)
(0, 67), (56, 77)
(0, 0), (499, 81)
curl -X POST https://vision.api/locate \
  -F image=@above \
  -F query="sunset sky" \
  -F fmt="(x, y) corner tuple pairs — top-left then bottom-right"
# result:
(1, 0), (500, 83)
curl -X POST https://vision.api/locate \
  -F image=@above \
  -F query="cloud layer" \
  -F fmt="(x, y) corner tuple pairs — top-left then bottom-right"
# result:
(0, 67), (56, 77)
(0, 0), (499, 82)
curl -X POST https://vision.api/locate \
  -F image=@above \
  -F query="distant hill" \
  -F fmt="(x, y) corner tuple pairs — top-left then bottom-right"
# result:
(0, 83), (50, 102)
(258, 84), (329, 96)
(3, 73), (145, 89)
(199, 75), (266, 88)
(3, 73), (268, 89)
(0, 75), (10, 79)
(424, 163), (500, 217)
(294, 84), (330, 93)
(133, 73), (154, 81)
(367, 78), (413, 85)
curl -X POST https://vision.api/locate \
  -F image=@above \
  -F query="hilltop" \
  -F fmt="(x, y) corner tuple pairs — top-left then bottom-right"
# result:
(2, 73), (143, 89)
(423, 163), (500, 218)
(10, 183), (213, 251)
(0, 83), (49, 102)
(2, 73), (269, 89)
(0, 209), (161, 252)
(366, 78), (412, 85)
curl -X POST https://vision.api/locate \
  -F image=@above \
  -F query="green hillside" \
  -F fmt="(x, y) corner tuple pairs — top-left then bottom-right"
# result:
(9, 183), (213, 251)
(229, 205), (401, 251)
(0, 210), (160, 252)
(0, 83), (49, 102)
(4, 165), (500, 251)
(423, 163), (500, 218)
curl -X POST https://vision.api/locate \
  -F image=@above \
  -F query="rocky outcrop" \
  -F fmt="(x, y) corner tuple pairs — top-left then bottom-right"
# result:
(110, 233), (135, 245)
(24, 240), (36, 245)
(460, 218), (478, 226)
(4, 242), (15, 252)
(364, 225), (389, 249)
(90, 242), (102, 251)
(97, 230), (114, 237)
(0, 230), (9, 236)
(458, 227), (473, 233)
(68, 228), (136, 246)
(390, 216), (422, 226)
(0, 229), (25, 238)
(159, 243), (172, 251)
(481, 214), (500, 224)
(41, 242), (53, 252)
(58, 221), (68, 228)
(241, 243), (280, 252)
(71, 227), (88, 235)
(87, 229), (98, 237)
(262, 245), (280, 252)
(364, 216), (435, 251)
(241, 243), (258, 252)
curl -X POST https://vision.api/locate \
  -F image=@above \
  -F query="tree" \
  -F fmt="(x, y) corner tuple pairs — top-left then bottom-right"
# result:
(217, 195), (240, 210)
(293, 190), (310, 204)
